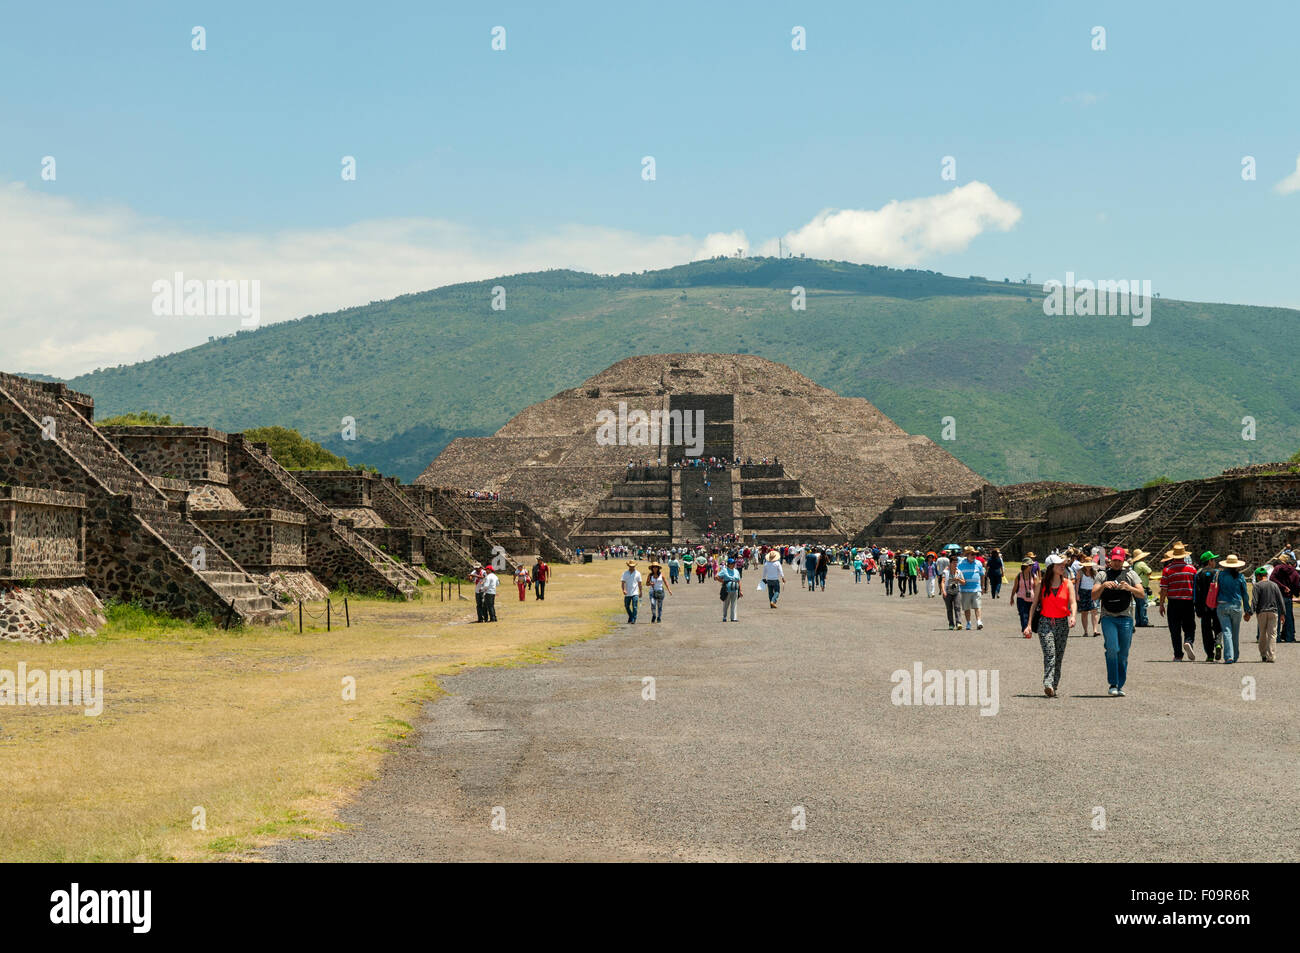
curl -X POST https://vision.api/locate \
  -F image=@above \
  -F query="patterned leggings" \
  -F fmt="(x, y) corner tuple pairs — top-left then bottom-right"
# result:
(1037, 616), (1070, 689)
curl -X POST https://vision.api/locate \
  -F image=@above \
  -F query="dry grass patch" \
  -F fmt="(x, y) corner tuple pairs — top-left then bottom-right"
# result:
(0, 561), (627, 861)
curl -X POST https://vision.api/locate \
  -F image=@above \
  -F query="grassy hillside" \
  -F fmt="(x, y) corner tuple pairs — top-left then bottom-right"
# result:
(60, 258), (1300, 486)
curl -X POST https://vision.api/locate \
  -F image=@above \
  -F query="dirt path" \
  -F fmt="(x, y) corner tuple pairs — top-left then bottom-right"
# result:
(267, 568), (1299, 861)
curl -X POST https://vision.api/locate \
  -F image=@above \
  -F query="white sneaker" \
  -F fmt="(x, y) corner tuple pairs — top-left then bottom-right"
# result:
(1116, 688), (1126, 696)
(1108, 687), (1119, 697)
(977, 621), (984, 630)
(1184, 642), (1196, 661)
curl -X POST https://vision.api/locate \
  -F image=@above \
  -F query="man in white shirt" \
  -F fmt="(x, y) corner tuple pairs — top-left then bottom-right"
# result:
(481, 566), (499, 622)
(620, 560), (642, 624)
(761, 550), (786, 608)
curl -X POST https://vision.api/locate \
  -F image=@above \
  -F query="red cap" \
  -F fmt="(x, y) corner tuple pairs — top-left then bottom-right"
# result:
(1109, 546), (1127, 561)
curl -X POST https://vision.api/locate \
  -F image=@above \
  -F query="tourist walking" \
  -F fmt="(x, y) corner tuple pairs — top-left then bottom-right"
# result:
(906, 551), (920, 595)
(1010, 561), (1035, 635)
(1075, 557), (1100, 637)
(621, 560), (642, 624)
(515, 565), (531, 601)
(668, 554), (680, 585)
(1251, 566), (1281, 662)
(957, 546), (985, 630)
(718, 557), (742, 621)
(1214, 555), (1251, 664)
(941, 558), (965, 630)
(646, 562), (671, 623)
(472, 564), (488, 622)
(1025, 553), (1076, 697)
(881, 552), (895, 595)
(1269, 553), (1300, 642)
(481, 565), (499, 622)
(1157, 542), (1198, 661)
(533, 557), (549, 600)
(1130, 549), (1153, 626)
(816, 549), (829, 591)
(987, 549), (1005, 599)
(853, 551), (863, 583)
(805, 548), (819, 591)
(1193, 551), (1222, 661)
(1094, 547), (1143, 697)
(762, 550), (785, 607)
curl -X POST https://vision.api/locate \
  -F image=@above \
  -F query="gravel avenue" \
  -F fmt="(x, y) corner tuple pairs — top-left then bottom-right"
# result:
(269, 563), (1299, 862)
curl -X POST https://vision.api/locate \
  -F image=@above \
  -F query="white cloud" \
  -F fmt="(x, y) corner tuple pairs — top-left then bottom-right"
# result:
(1275, 154), (1300, 195)
(769, 182), (1021, 267)
(1062, 91), (1103, 107)
(0, 181), (1019, 376)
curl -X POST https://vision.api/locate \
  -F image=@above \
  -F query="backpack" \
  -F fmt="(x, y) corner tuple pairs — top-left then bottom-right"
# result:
(1100, 567), (1134, 613)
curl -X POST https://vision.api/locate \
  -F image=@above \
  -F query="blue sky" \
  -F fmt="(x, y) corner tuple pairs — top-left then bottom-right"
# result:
(2, 0), (1297, 375)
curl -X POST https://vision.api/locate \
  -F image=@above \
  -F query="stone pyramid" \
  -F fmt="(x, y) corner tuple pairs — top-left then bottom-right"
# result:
(418, 354), (987, 539)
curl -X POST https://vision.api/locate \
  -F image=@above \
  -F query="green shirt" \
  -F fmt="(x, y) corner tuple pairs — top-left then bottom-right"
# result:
(1132, 560), (1152, 586)
(906, 555), (919, 575)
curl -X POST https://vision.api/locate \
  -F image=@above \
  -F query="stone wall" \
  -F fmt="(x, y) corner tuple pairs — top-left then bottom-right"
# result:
(0, 486), (86, 580)
(191, 508), (308, 571)
(103, 426), (229, 484)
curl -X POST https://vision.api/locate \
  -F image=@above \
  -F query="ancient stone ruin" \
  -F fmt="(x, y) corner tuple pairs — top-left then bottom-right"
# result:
(858, 468), (1300, 568)
(419, 353), (985, 545)
(0, 486), (106, 641)
(0, 372), (553, 636)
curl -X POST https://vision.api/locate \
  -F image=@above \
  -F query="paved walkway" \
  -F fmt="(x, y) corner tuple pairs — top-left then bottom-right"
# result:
(268, 568), (1299, 861)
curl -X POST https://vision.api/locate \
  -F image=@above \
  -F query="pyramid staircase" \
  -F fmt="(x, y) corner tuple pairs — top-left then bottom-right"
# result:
(1122, 482), (1226, 561)
(367, 476), (478, 576)
(0, 374), (284, 623)
(227, 437), (417, 597)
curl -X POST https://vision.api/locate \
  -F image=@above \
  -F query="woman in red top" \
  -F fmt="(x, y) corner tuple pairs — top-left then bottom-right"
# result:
(1024, 554), (1077, 697)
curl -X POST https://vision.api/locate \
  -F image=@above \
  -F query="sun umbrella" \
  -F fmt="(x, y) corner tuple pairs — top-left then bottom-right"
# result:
(944, 543), (961, 552)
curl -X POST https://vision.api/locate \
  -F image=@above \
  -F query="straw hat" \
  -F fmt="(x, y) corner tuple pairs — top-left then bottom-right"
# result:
(1024, 551), (1036, 559)
(1078, 558), (1098, 570)
(1162, 542), (1192, 562)
(625, 560), (636, 568)
(1218, 554), (1246, 569)
(765, 551), (779, 562)
(1129, 549), (1149, 563)
(963, 545), (976, 554)
(647, 561), (662, 570)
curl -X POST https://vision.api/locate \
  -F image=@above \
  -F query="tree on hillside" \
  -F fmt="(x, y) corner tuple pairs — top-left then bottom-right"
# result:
(243, 426), (353, 470)
(96, 411), (183, 426)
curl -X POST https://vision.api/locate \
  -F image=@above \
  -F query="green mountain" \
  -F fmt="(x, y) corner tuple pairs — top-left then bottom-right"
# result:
(57, 257), (1300, 487)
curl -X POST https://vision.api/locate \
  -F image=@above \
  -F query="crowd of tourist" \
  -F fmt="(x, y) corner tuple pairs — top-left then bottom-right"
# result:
(608, 536), (1296, 696)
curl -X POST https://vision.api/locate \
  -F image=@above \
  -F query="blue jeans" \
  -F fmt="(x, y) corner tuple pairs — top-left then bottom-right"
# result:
(767, 580), (781, 604)
(669, 567), (679, 583)
(1217, 603), (1244, 661)
(1101, 614), (1134, 690)
(1016, 597), (1033, 632)
(649, 589), (664, 621)
(1282, 598), (1296, 642)
(854, 569), (862, 582)
(624, 595), (639, 623)
(1135, 594), (1150, 626)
